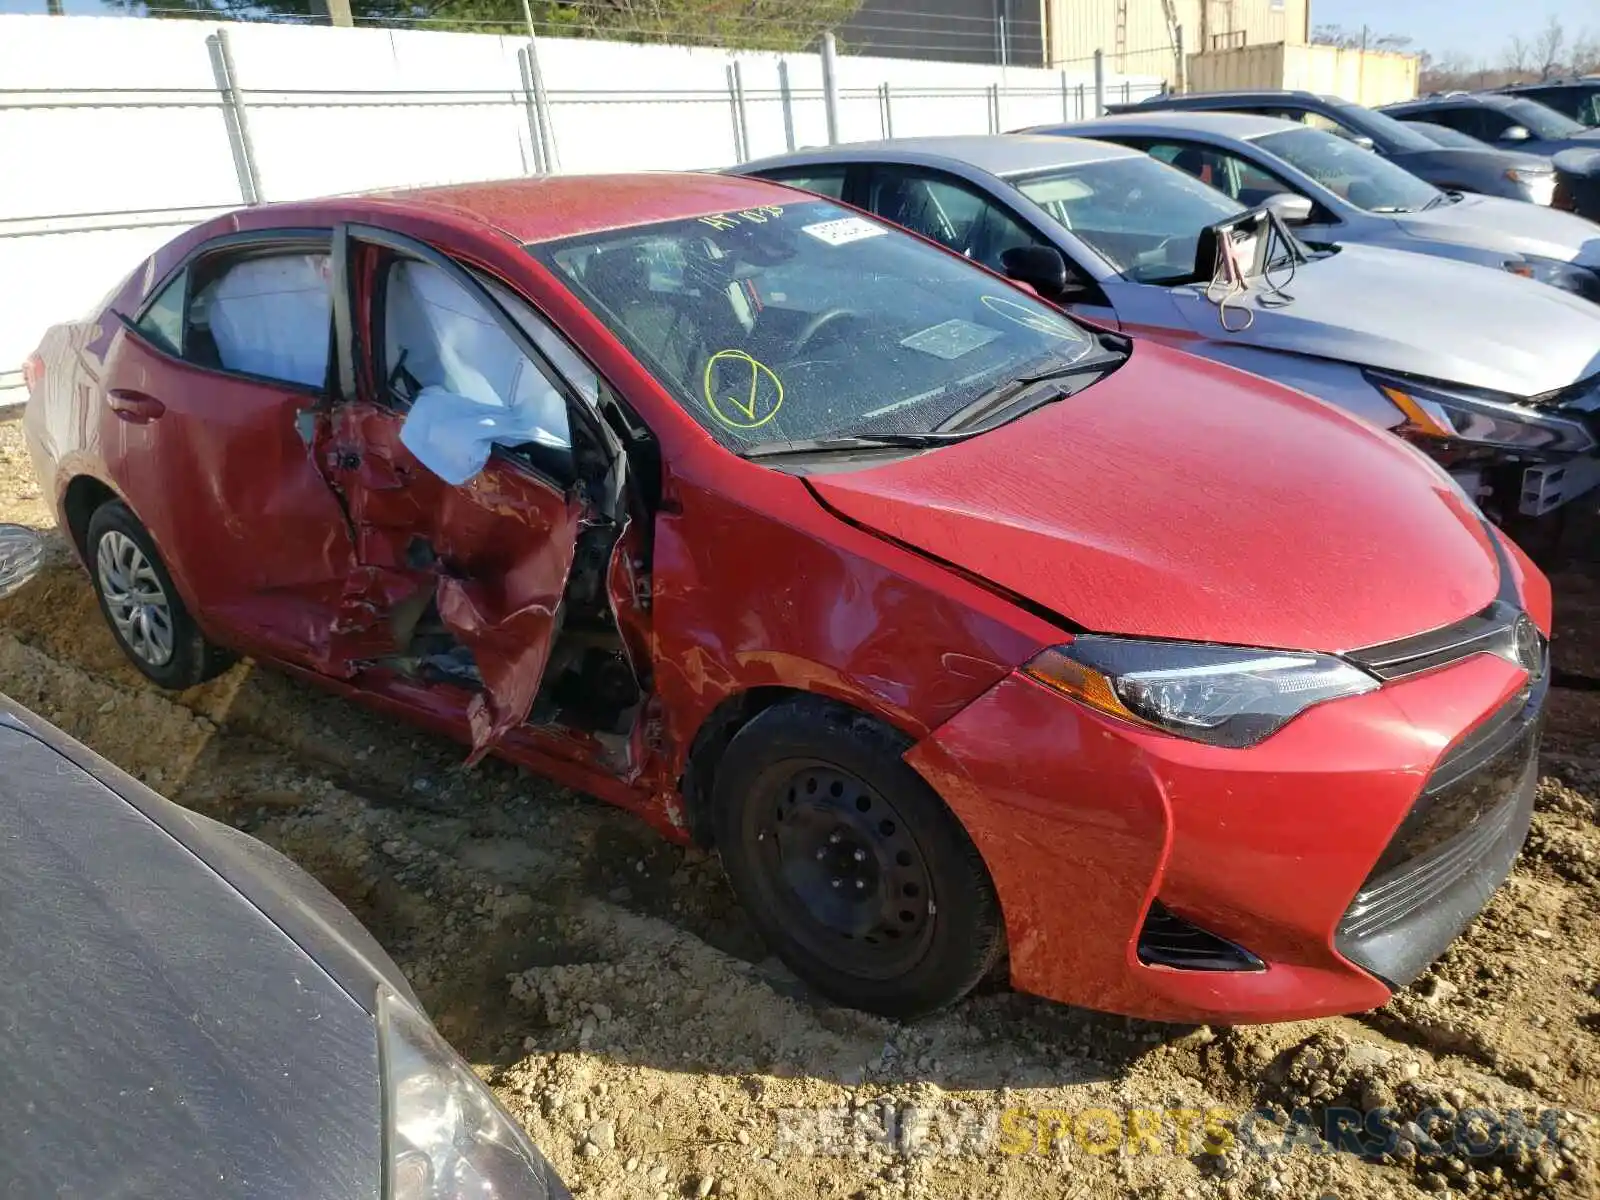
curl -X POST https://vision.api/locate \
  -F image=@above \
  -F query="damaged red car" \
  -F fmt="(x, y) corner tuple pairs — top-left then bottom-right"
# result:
(23, 174), (1552, 1024)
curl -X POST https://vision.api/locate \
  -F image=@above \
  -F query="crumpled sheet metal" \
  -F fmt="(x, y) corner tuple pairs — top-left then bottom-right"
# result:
(319, 403), (581, 763)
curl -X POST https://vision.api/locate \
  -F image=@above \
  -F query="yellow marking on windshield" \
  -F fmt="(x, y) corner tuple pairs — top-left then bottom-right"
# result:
(704, 349), (785, 430)
(698, 205), (788, 231)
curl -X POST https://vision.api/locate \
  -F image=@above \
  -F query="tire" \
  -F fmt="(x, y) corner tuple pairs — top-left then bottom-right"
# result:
(712, 697), (1005, 1019)
(86, 500), (233, 690)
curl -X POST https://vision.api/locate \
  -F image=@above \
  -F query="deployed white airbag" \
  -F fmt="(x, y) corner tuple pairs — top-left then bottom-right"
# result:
(205, 254), (331, 388)
(388, 261), (571, 483)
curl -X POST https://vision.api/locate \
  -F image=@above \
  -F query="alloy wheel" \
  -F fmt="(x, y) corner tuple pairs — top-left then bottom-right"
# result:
(96, 530), (175, 667)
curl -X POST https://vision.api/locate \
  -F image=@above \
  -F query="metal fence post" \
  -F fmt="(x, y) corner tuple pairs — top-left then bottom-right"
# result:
(987, 82), (1000, 133)
(778, 59), (797, 151)
(1060, 70), (1070, 121)
(1123, 80), (1131, 105)
(525, 36), (560, 173)
(1077, 81), (1086, 120)
(1175, 25), (1188, 94)
(517, 46), (548, 174)
(206, 29), (262, 205)
(820, 31), (841, 145)
(1093, 48), (1105, 117)
(878, 82), (894, 138)
(726, 61), (751, 162)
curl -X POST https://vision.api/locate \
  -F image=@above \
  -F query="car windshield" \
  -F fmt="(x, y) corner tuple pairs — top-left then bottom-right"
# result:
(1011, 155), (1245, 284)
(1405, 121), (1488, 148)
(530, 199), (1102, 451)
(1252, 126), (1443, 213)
(1501, 97), (1587, 138)
(1327, 100), (1442, 152)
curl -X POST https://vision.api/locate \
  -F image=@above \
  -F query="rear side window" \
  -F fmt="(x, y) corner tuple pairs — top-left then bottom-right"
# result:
(183, 249), (333, 389)
(759, 169), (848, 200)
(136, 272), (186, 356)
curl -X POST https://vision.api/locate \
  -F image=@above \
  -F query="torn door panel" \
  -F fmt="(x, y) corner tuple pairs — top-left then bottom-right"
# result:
(316, 401), (583, 761)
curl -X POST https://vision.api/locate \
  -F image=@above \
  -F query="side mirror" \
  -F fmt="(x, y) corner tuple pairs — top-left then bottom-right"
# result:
(1262, 192), (1314, 225)
(0, 525), (44, 600)
(1501, 125), (1533, 142)
(1350, 133), (1377, 151)
(1000, 245), (1081, 302)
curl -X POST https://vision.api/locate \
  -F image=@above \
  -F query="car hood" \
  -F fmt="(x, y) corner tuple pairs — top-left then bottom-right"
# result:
(1396, 192), (1600, 268)
(1167, 242), (1600, 398)
(0, 716), (383, 1200)
(809, 342), (1500, 653)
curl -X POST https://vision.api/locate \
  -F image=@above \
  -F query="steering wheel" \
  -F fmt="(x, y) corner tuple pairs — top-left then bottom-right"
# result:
(791, 308), (859, 356)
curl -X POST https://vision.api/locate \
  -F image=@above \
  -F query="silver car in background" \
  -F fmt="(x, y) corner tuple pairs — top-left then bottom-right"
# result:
(731, 135), (1600, 538)
(1025, 113), (1600, 302)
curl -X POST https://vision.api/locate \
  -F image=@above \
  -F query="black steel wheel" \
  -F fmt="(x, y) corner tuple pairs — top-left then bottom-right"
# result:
(712, 697), (1004, 1018)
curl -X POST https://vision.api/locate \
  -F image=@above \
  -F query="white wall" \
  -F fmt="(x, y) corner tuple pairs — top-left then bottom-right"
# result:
(0, 14), (1160, 400)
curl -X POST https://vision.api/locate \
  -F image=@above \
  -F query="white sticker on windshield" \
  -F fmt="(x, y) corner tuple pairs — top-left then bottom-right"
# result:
(801, 217), (887, 246)
(900, 319), (1001, 361)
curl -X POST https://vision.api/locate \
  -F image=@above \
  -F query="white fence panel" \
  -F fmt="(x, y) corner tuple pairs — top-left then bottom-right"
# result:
(0, 12), (1162, 400)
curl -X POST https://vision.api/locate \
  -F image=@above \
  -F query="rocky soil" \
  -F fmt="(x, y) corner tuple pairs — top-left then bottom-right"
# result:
(3, 417), (1599, 1199)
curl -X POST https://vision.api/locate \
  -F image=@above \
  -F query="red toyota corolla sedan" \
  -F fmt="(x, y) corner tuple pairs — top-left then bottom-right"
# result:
(22, 173), (1551, 1024)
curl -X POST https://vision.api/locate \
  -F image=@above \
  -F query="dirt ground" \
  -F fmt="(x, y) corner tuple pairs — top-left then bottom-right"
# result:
(5, 414), (1600, 1200)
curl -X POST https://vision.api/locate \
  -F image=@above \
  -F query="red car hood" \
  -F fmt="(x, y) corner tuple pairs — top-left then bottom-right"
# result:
(809, 343), (1500, 653)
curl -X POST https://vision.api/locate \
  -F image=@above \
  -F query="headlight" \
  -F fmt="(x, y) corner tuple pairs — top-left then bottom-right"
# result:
(1366, 369), (1596, 456)
(1506, 168), (1557, 207)
(380, 989), (571, 1200)
(1022, 636), (1378, 748)
(1503, 253), (1600, 299)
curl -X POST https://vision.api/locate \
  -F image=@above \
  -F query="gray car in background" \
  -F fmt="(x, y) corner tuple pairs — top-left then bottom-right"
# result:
(1102, 88), (1559, 204)
(1032, 112), (1600, 301)
(0, 520), (570, 1200)
(731, 135), (1600, 534)
(1381, 92), (1600, 158)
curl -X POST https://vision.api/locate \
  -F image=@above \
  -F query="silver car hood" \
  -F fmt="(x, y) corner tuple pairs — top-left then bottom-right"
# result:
(1171, 242), (1600, 398)
(1395, 193), (1600, 268)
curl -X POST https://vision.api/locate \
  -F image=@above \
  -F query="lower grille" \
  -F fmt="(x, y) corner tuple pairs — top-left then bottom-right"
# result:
(1335, 673), (1545, 987)
(1138, 902), (1263, 972)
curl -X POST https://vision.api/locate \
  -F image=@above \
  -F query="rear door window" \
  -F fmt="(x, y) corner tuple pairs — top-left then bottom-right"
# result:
(864, 167), (1050, 270)
(184, 248), (333, 390)
(756, 168), (848, 200)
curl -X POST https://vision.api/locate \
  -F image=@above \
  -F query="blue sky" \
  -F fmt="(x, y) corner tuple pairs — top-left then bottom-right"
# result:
(1316, 0), (1596, 64)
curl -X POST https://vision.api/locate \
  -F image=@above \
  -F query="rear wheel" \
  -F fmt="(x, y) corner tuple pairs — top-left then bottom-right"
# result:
(86, 500), (232, 689)
(713, 697), (1004, 1018)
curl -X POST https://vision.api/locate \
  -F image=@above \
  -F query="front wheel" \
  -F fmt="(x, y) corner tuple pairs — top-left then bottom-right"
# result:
(713, 697), (1005, 1019)
(86, 500), (233, 689)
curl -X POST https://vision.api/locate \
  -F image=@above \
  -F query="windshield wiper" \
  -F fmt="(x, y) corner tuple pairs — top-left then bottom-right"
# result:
(740, 432), (966, 460)
(1421, 191), (1459, 211)
(934, 359), (1113, 434)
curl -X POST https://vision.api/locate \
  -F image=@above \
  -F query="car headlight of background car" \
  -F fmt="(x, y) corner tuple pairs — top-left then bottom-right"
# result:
(380, 989), (571, 1200)
(1367, 369), (1597, 457)
(1506, 168), (1558, 207)
(1022, 636), (1380, 748)
(1503, 252), (1600, 300)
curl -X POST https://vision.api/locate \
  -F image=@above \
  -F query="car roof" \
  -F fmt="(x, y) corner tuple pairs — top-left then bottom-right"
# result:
(1135, 89), (1336, 105)
(1386, 93), (1516, 111)
(740, 134), (1140, 177)
(265, 172), (803, 246)
(1049, 110), (1300, 139)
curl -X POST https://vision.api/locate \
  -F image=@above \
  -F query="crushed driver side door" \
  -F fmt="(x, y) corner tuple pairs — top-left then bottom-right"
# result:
(311, 224), (603, 764)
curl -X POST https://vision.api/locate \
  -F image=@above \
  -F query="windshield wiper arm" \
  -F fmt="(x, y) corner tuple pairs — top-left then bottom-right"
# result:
(740, 432), (965, 460)
(934, 359), (1111, 434)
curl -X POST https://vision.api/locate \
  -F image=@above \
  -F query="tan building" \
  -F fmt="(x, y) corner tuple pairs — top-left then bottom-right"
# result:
(1043, 0), (1310, 75)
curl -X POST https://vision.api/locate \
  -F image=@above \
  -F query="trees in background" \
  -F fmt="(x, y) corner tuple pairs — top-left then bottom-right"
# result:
(105, 0), (862, 50)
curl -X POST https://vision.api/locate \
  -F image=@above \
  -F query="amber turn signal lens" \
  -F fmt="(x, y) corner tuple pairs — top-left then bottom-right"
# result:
(1021, 647), (1132, 723)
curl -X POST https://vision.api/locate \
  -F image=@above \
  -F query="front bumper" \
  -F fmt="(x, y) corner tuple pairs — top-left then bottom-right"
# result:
(907, 600), (1547, 1026)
